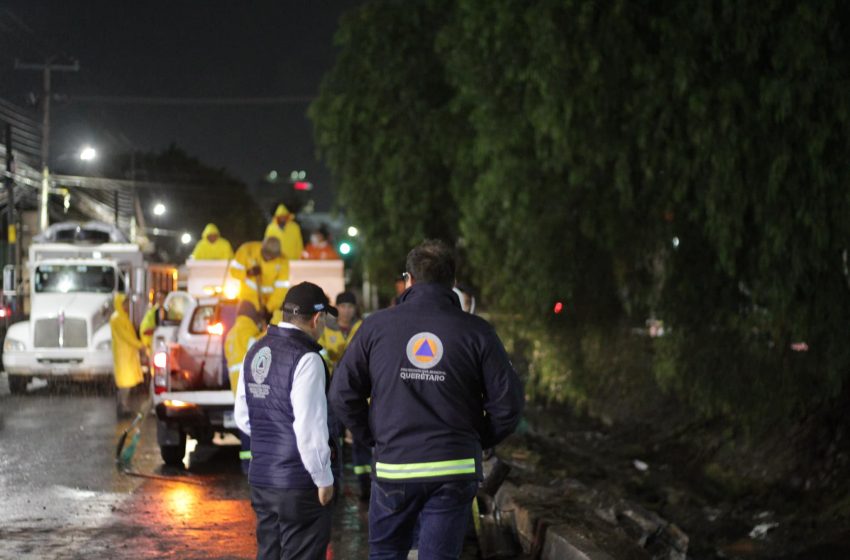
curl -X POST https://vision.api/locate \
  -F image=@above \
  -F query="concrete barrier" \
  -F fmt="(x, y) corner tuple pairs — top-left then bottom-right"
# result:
(487, 478), (688, 560)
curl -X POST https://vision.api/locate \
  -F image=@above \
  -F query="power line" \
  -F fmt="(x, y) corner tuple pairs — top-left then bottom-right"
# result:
(0, 8), (64, 60)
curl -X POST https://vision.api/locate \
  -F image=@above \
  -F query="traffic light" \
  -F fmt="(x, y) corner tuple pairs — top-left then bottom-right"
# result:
(338, 241), (353, 256)
(293, 181), (313, 191)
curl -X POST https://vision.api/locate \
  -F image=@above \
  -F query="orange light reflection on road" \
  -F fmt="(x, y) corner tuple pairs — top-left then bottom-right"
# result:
(129, 482), (255, 557)
(163, 484), (201, 521)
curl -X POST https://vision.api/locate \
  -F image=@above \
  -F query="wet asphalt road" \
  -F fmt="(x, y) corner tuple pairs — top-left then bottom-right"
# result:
(0, 377), (387, 560)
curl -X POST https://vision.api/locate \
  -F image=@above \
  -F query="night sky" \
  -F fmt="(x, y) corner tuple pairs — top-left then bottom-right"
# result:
(0, 1), (363, 211)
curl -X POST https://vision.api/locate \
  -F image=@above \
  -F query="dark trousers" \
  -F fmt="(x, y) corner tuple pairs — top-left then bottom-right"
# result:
(250, 485), (332, 560)
(352, 438), (373, 495)
(369, 479), (477, 560)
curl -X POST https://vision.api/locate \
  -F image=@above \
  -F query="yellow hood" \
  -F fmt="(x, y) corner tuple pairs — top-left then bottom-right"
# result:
(114, 293), (127, 311)
(202, 223), (221, 240)
(273, 204), (290, 218)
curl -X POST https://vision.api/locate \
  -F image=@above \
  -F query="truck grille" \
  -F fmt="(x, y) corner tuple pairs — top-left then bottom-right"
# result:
(34, 318), (88, 348)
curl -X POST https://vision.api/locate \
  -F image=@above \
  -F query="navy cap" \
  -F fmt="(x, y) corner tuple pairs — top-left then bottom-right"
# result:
(283, 282), (338, 317)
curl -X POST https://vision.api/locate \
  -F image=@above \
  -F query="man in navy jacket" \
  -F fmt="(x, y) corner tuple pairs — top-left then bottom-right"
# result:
(329, 239), (524, 559)
(235, 282), (338, 560)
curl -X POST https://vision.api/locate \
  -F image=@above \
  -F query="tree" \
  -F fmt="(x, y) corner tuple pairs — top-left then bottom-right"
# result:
(310, 0), (459, 292)
(312, 0), (850, 421)
(112, 145), (263, 260)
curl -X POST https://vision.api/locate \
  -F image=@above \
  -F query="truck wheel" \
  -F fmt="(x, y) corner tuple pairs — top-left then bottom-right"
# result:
(160, 436), (186, 466)
(8, 375), (29, 394)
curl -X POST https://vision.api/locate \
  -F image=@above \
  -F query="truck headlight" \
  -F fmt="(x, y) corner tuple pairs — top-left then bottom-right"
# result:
(3, 338), (24, 352)
(96, 340), (111, 351)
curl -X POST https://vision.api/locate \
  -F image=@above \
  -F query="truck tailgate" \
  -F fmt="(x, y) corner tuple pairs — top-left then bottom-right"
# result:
(158, 390), (234, 406)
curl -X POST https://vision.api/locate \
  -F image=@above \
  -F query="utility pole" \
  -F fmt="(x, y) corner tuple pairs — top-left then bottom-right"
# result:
(4, 123), (15, 268)
(15, 58), (80, 232)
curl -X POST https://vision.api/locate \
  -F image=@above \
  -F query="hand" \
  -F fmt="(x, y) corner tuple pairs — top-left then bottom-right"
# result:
(318, 485), (334, 506)
(247, 265), (261, 277)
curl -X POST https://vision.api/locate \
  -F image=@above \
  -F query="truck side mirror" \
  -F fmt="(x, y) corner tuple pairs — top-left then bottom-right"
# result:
(3, 264), (17, 297)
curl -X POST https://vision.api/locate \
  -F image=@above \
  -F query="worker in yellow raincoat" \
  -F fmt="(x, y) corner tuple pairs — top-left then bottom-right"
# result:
(225, 302), (263, 393)
(318, 290), (369, 498)
(229, 237), (290, 320)
(138, 291), (166, 351)
(263, 203), (303, 261)
(191, 223), (234, 260)
(110, 293), (146, 417)
(319, 291), (363, 367)
(224, 301), (264, 473)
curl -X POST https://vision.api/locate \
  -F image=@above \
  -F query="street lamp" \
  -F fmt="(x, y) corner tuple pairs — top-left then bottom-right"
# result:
(79, 146), (97, 161)
(347, 226), (359, 237)
(153, 202), (166, 216)
(180, 232), (192, 245)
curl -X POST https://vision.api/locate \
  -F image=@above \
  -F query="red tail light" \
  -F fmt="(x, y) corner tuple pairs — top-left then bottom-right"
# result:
(153, 351), (168, 394)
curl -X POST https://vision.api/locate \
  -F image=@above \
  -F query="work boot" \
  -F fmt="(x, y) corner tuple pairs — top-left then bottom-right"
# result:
(116, 403), (134, 419)
(116, 388), (133, 418)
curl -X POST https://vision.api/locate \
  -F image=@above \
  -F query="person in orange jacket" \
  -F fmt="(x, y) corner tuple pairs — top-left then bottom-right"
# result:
(302, 225), (340, 260)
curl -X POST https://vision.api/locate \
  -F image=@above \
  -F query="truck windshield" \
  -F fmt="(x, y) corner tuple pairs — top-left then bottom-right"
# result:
(35, 264), (116, 294)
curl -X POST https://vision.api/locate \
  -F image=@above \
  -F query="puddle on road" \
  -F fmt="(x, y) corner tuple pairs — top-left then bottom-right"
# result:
(1, 390), (481, 559)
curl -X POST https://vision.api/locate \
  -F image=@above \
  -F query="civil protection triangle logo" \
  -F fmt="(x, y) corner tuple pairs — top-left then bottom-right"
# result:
(405, 332), (444, 369)
(251, 347), (272, 384)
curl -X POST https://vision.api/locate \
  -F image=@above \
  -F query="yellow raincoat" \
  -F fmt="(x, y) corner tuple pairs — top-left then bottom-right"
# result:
(191, 223), (234, 260)
(224, 315), (261, 394)
(229, 241), (290, 315)
(138, 304), (160, 350)
(263, 204), (304, 261)
(319, 318), (362, 369)
(110, 293), (145, 389)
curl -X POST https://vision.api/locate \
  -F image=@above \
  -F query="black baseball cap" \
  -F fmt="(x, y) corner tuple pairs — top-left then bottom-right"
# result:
(283, 282), (338, 317)
(336, 291), (357, 305)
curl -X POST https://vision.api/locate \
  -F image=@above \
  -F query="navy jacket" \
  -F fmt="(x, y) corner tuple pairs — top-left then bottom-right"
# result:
(329, 283), (524, 482)
(244, 325), (326, 489)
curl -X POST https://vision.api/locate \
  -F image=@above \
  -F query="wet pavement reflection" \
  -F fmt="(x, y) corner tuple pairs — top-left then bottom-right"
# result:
(0, 384), (479, 559)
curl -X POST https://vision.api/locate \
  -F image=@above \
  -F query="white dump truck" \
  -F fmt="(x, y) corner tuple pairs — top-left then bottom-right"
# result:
(1, 221), (166, 393)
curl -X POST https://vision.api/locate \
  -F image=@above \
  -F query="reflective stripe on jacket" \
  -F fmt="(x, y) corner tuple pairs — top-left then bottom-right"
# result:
(329, 283), (524, 483)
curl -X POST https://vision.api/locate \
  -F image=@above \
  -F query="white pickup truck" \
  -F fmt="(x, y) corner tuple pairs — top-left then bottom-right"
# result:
(150, 260), (239, 465)
(149, 258), (346, 465)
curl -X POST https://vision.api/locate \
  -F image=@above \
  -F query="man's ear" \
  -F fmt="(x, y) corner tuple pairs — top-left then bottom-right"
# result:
(310, 312), (321, 329)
